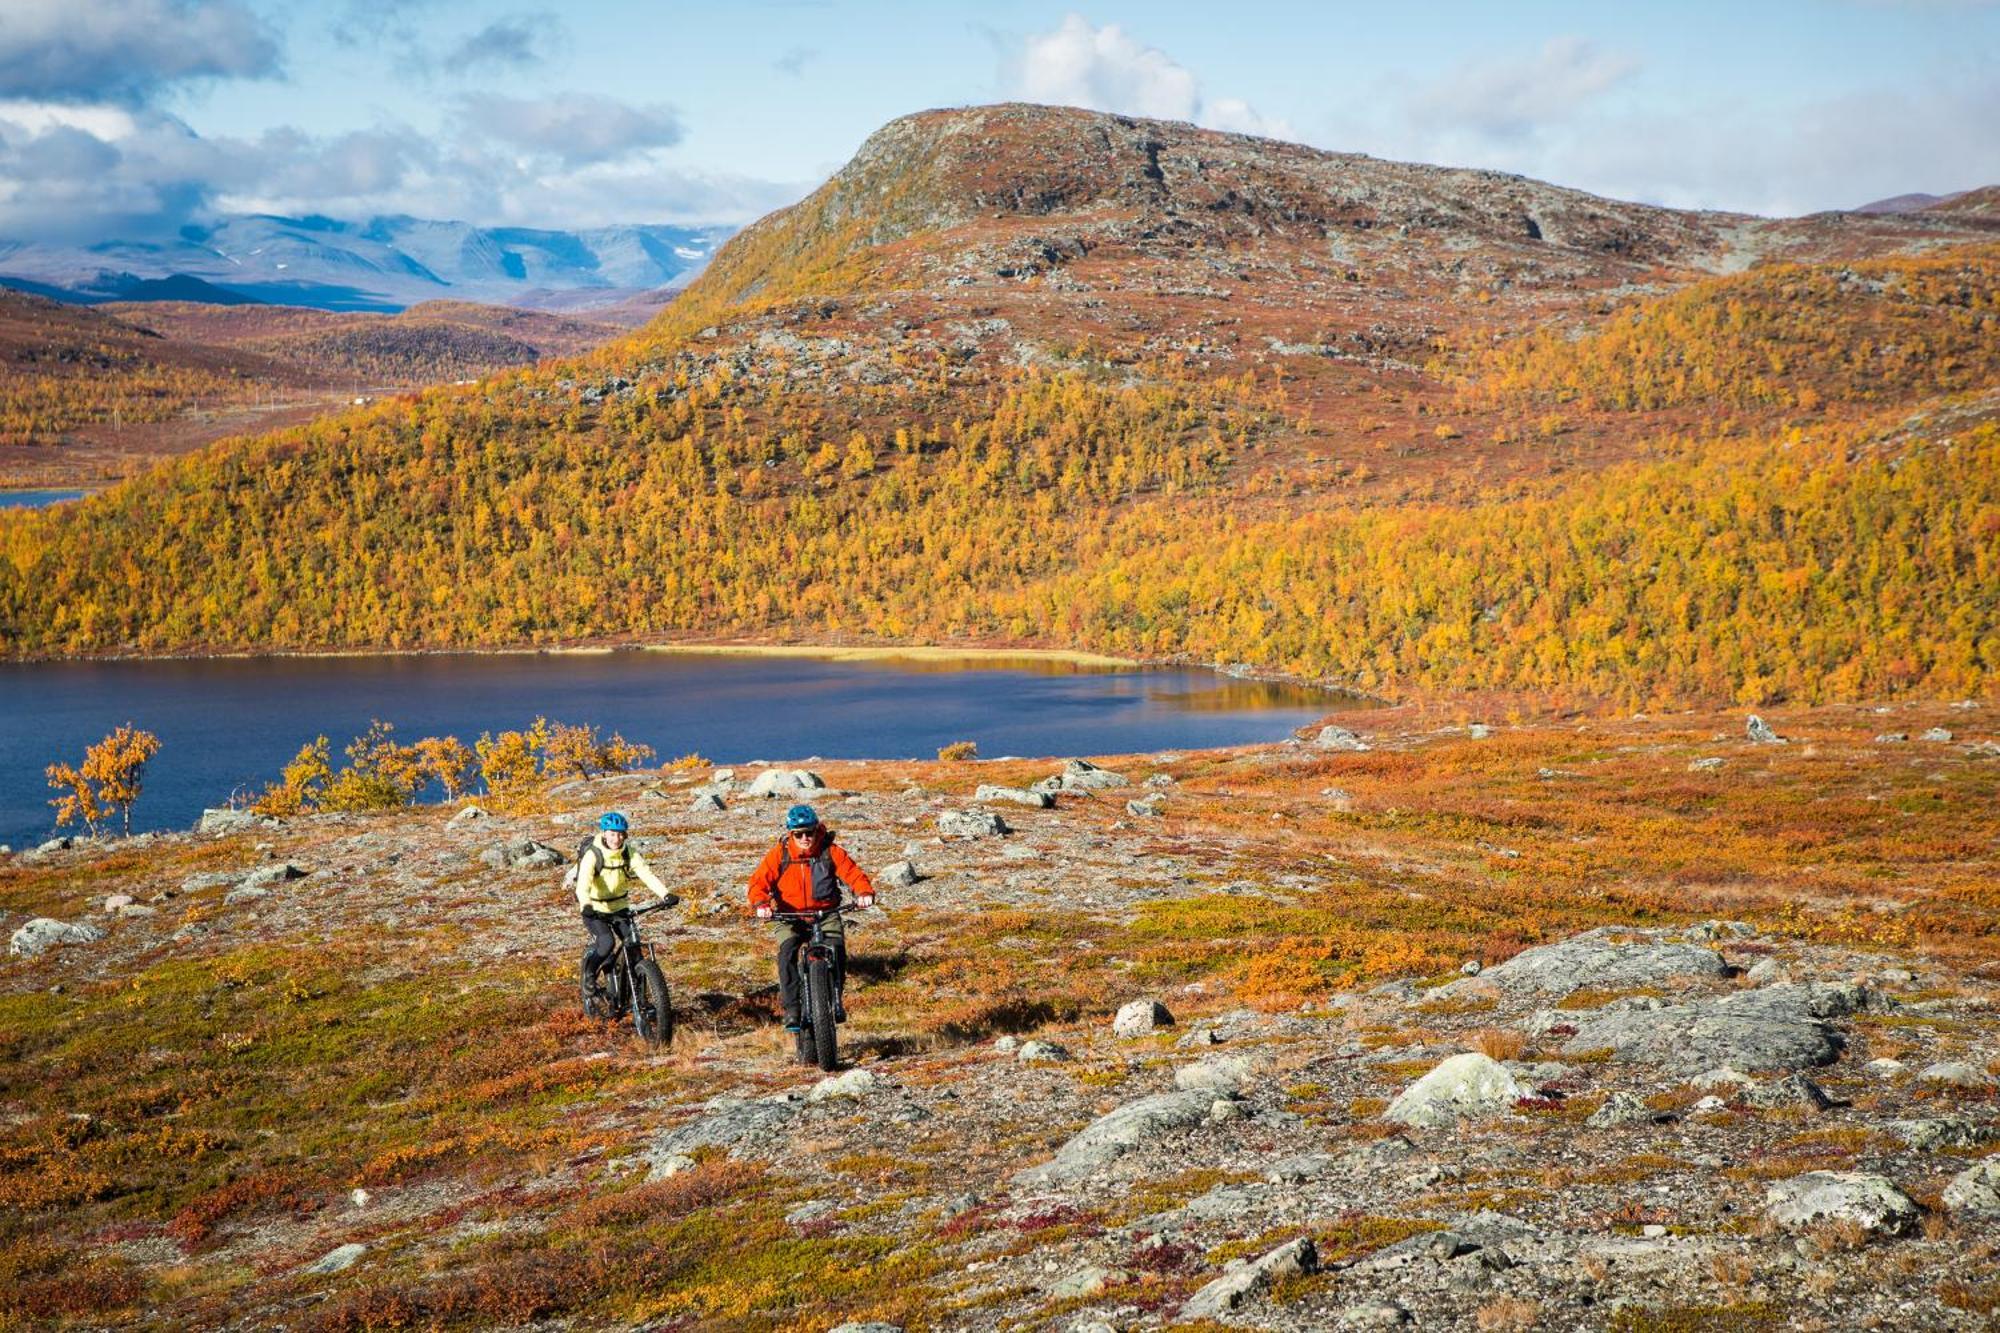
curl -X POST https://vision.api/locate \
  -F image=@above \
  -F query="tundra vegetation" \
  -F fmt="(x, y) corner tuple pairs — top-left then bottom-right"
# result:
(3, 705), (1997, 1328)
(0, 106), (1996, 1327)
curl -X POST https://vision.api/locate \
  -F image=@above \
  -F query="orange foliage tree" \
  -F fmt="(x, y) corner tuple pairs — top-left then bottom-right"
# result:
(46, 724), (161, 835)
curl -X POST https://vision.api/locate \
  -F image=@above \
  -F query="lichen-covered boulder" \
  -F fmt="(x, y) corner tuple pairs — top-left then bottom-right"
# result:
(1383, 1053), (1523, 1129)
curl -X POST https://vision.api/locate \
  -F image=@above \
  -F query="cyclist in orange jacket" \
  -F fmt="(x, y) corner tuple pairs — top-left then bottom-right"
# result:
(748, 804), (876, 1031)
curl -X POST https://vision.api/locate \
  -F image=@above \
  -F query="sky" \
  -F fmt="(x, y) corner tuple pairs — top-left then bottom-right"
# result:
(0, 0), (1995, 242)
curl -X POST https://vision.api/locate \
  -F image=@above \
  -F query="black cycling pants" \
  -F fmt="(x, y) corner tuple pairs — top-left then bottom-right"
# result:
(581, 909), (628, 983)
(777, 915), (845, 1023)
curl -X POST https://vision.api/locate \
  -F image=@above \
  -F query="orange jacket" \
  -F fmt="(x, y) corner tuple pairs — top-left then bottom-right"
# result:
(748, 829), (875, 914)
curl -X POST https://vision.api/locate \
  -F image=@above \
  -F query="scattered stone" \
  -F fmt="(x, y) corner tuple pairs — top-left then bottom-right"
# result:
(1113, 999), (1173, 1037)
(1320, 787), (1354, 810)
(1764, 1172), (1917, 1234)
(103, 894), (134, 913)
(1181, 1236), (1318, 1320)
(224, 886), (270, 906)
(1055, 758), (1129, 791)
(1144, 773), (1175, 788)
(1018, 1040), (1071, 1063)
(9, 917), (106, 958)
(975, 784), (1054, 809)
(448, 805), (488, 823)
(1887, 1117), (1989, 1151)
(1942, 1160), (2000, 1217)
(1175, 1054), (1258, 1093)
(1919, 727), (1954, 743)
(1865, 1058), (1907, 1078)
(993, 1035), (1020, 1053)
(1916, 1060), (1996, 1090)
(808, 1069), (880, 1102)
(1587, 1091), (1657, 1128)
(1471, 927), (1728, 997)
(1460, 959), (1482, 976)
(1560, 982), (1868, 1074)
(878, 860), (921, 888)
(198, 808), (266, 835)
(1125, 794), (1167, 818)
(1265, 1152), (1337, 1183)
(33, 836), (74, 855)
(938, 810), (1009, 838)
(1467, 724), (1492, 739)
(1742, 1073), (1836, 1112)
(1745, 715), (1785, 744)
(1049, 1266), (1114, 1299)
(1693, 1067), (1755, 1091)
(350, 1188), (370, 1208)
(1688, 757), (1726, 772)
(1016, 1090), (1214, 1186)
(1383, 1053), (1524, 1129)
(1745, 957), (1791, 986)
(1873, 732), (1908, 744)
(1340, 1301), (1413, 1328)
(240, 862), (308, 890)
(746, 769), (826, 798)
(1208, 1097), (1244, 1124)
(479, 839), (565, 869)
(643, 1095), (800, 1167)
(1313, 725), (1370, 752)
(1690, 1095), (1729, 1114)
(303, 1243), (367, 1275)
(829, 1323), (903, 1333)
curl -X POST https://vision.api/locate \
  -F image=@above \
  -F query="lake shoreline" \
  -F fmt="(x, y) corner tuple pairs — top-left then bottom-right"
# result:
(2, 637), (1143, 671)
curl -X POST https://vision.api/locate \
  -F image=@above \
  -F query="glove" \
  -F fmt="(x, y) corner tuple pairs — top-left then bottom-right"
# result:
(658, 892), (681, 909)
(856, 894), (875, 908)
(754, 903), (773, 920)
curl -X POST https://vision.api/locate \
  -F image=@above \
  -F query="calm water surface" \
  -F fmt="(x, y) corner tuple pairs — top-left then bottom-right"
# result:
(0, 652), (1340, 848)
(0, 490), (86, 510)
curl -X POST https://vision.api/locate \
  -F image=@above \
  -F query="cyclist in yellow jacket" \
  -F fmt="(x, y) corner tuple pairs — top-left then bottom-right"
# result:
(574, 811), (676, 1014)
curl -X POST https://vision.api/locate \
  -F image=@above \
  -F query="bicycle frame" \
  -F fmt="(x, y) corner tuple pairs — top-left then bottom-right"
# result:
(763, 900), (868, 1007)
(598, 899), (671, 1014)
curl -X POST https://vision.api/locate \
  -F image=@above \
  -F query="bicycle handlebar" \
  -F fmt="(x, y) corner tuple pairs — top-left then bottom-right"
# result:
(630, 895), (681, 916)
(759, 899), (870, 922)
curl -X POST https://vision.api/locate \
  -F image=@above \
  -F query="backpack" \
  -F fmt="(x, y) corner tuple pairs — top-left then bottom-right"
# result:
(568, 837), (626, 892)
(776, 834), (842, 907)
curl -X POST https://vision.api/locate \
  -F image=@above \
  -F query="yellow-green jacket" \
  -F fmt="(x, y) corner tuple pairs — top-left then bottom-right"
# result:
(572, 833), (671, 915)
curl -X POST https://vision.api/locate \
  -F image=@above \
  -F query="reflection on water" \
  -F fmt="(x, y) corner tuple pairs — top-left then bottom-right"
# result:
(1145, 677), (1353, 712)
(1, 650), (1347, 847)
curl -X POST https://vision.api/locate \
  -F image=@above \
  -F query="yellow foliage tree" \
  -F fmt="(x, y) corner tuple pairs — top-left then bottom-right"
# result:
(47, 723), (162, 836)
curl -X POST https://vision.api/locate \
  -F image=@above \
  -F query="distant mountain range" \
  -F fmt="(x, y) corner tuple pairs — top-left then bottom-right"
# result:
(0, 214), (738, 313)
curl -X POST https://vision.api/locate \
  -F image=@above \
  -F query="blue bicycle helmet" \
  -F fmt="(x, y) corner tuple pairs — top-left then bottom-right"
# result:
(599, 811), (630, 833)
(785, 804), (820, 831)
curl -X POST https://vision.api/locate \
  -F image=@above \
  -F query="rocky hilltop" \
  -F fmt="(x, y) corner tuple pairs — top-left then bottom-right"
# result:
(3, 703), (1996, 1327)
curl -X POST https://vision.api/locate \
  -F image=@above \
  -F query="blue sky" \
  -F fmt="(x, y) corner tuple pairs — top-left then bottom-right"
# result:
(1, 0), (1995, 240)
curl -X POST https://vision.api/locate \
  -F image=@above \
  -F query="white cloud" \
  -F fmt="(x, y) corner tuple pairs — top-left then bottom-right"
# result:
(0, 0), (280, 105)
(0, 99), (800, 240)
(1410, 36), (1637, 140)
(1009, 14), (1294, 140)
(1549, 79), (2000, 215)
(442, 15), (556, 72)
(456, 92), (683, 167)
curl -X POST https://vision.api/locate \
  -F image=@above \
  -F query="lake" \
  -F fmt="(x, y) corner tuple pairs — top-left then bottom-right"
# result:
(0, 490), (86, 510)
(0, 651), (1341, 849)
